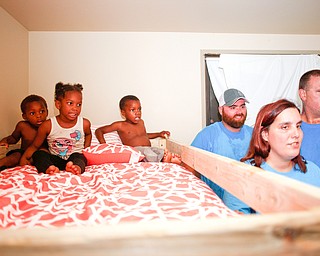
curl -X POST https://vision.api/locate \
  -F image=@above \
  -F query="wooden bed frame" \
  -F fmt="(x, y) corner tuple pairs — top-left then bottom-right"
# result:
(1, 139), (320, 255)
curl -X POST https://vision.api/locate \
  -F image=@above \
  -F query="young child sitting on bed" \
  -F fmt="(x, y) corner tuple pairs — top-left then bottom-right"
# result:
(95, 95), (181, 164)
(0, 95), (48, 171)
(20, 82), (92, 175)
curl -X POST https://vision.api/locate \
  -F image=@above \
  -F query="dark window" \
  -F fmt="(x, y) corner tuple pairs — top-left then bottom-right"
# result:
(205, 54), (221, 126)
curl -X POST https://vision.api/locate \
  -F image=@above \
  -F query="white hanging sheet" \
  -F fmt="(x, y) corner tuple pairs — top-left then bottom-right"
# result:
(206, 54), (320, 126)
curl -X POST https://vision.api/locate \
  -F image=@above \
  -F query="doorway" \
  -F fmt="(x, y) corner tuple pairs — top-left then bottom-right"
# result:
(204, 53), (320, 127)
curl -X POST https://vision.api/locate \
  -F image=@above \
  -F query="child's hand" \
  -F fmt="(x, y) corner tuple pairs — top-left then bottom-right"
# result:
(160, 131), (170, 139)
(0, 142), (9, 148)
(19, 157), (30, 166)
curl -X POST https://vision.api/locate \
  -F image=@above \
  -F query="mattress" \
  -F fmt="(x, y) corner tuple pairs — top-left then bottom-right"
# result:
(0, 162), (238, 229)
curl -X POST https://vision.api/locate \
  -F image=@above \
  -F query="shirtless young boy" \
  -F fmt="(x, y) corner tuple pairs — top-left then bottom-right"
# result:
(0, 95), (48, 170)
(95, 95), (181, 164)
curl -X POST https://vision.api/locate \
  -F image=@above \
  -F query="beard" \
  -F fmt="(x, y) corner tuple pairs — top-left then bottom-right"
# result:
(222, 109), (246, 129)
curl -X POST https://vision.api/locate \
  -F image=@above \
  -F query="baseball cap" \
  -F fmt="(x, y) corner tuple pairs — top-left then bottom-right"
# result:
(218, 88), (249, 107)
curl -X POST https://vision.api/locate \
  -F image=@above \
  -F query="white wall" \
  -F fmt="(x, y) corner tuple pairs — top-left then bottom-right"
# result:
(28, 32), (320, 144)
(0, 8), (28, 139)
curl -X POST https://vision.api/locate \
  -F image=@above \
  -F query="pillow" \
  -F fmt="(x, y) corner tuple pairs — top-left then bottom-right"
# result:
(90, 124), (123, 146)
(83, 143), (145, 165)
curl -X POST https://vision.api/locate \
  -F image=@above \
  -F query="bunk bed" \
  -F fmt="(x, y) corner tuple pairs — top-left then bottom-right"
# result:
(0, 139), (320, 255)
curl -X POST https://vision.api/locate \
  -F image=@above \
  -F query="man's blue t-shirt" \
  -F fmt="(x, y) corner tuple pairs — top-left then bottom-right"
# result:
(191, 122), (253, 199)
(300, 121), (320, 168)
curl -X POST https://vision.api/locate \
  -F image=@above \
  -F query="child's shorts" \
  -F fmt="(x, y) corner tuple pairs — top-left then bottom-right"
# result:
(134, 146), (164, 162)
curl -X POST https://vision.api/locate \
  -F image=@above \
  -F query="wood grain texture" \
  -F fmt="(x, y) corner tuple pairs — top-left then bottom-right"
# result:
(166, 139), (320, 213)
(1, 209), (320, 256)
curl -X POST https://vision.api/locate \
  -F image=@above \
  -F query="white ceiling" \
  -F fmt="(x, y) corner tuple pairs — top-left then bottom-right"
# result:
(1, 0), (320, 34)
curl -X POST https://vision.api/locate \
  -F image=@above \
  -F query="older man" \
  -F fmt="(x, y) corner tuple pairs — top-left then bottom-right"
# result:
(298, 69), (320, 168)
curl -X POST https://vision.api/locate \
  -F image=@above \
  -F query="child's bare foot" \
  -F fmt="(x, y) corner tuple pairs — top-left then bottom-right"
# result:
(162, 149), (182, 164)
(162, 149), (172, 163)
(45, 165), (60, 175)
(65, 161), (81, 175)
(170, 153), (182, 165)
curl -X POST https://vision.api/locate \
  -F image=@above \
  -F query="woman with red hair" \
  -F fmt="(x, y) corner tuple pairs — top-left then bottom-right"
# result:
(223, 99), (320, 214)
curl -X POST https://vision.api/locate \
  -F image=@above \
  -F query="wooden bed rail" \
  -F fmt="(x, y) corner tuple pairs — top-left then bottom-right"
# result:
(166, 139), (320, 214)
(1, 208), (320, 256)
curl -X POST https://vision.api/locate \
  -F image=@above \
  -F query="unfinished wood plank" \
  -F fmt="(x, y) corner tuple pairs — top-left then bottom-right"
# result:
(1, 208), (320, 256)
(166, 139), (320, 213)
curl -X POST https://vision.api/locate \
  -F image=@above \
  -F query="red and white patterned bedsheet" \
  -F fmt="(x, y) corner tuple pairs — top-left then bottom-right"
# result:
(0, 163), (238, 228)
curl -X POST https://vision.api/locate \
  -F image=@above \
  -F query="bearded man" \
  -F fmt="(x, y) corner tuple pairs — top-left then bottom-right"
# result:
(191, 88), (253, 211)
